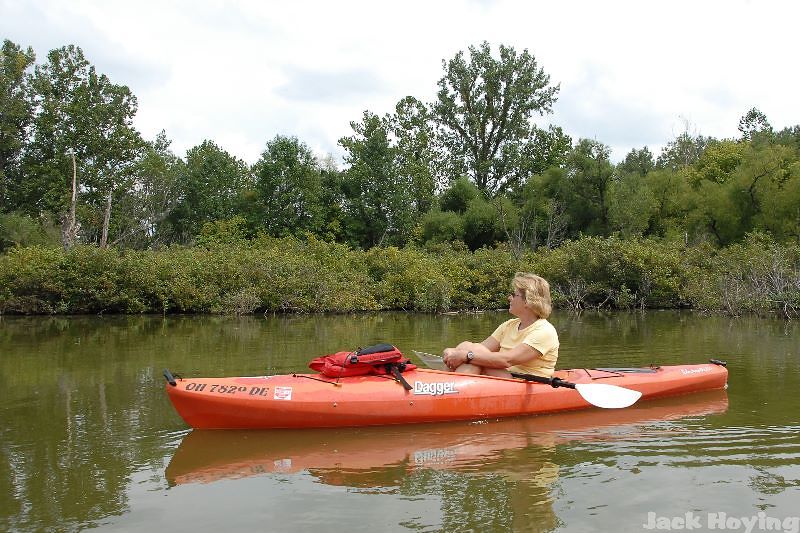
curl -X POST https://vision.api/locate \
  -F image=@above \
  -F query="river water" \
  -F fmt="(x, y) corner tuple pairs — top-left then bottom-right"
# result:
(1, 311), (798, 532)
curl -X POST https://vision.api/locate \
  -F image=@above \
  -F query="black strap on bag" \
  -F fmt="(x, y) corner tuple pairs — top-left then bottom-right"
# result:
(388, 363), (413, 390)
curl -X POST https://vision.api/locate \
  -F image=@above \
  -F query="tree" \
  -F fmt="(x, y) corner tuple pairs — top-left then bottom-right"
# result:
(607, 171), (656, 237)
(389, 96), (437, 214)
(339, 110), (414, 248)
(494, 194), (527, 258)
(686, 140), (744, 185)
(462, 196), (507, 250)
(250, 135), (323, 237)
(756, 161), (799, 242)
(316, 154), (348, 243)
(419, 209), (464, 244)
(0, 212), (58, 251)
(563, 138), (614, 235)
(517, 125), (572, 179)
(519, 169), (570, 250)
(77, 67), (143, 248)
(617, 147), (655, 177)
(432, 42), (559, 196)
(439, 176), (479, 214)
(644, 169), (690, 238)
(22, 45), (143, 248)
(738, 108), (773, 142)
(683, 144), (794, 246)
(685, 179), (742, 246)
(775, 125), (800, 152)
(1, 39), (36, 211)
(112, 131), (185, 248)
(166, 140), (250, 244)
(656, 131), (713, 171)
(731, 144), (795, 239)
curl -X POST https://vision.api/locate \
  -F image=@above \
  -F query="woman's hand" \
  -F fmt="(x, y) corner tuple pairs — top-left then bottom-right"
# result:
(442, 348), (459, 370)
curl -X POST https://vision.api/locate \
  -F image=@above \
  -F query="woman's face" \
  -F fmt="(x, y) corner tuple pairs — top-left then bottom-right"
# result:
(508, 288), (527, 316)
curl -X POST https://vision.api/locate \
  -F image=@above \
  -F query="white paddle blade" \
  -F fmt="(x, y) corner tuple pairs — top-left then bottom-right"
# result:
(575, 383), (642, 409)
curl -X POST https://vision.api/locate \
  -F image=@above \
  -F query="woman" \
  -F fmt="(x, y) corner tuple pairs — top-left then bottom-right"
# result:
(442, 272), (559, 378)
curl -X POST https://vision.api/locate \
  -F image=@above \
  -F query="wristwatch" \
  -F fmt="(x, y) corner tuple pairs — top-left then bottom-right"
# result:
(466, 351), (475, 363)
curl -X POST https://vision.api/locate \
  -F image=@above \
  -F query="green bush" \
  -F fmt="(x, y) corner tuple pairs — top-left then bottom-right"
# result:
(420, 209), (464, 244)
(0, 245), (64, 313)
(453, 245), (522, 309)
(684, 232), (800, 317)
(536, 237), (690, 310)
(439, 176), (479, 214)
(1, 234), (797, 316)
(0, 213), (59, 252)
(364, 246), (451, 312)
(462, 198), (506, 251)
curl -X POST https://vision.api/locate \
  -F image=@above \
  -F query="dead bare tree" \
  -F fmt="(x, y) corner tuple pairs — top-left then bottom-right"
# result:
(544, 198), (568, 250)
(494, 199), (532, 259)
(557, 278), (590, 312)
(61, 149), (79, 249)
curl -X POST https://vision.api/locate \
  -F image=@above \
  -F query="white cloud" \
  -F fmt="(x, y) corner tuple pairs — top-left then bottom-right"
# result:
(2, 0), (798, 164)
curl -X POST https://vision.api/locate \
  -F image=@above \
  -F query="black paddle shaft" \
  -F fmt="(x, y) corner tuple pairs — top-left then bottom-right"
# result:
(510, 372), (577, 390)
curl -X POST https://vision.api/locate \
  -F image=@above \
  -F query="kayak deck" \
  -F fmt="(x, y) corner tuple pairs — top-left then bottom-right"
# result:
(164, 363), (728, 429)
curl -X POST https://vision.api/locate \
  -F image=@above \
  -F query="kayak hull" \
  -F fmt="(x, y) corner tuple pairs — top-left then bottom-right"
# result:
(164, 364), (728, 429)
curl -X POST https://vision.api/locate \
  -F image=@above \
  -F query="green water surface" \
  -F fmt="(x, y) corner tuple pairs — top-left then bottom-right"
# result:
(1, 311), (798, 532)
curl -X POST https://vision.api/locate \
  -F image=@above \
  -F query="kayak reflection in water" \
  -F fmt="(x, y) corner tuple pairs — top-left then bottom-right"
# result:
(442, 272), (559, 379)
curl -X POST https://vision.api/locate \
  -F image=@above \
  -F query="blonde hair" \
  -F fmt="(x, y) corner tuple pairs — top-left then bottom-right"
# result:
(512, 272), (552, 319)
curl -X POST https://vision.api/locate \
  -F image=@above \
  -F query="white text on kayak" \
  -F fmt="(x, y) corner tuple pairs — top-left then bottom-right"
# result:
(413, 382), (459, 396)
(681, 367), (712, 375)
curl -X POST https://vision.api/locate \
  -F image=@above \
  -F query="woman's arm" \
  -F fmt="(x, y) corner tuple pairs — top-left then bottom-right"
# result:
(475, 342), (542, 369)
(444, 339), (542, 370)
(481, 337), (500, 352)
(442, 337), (498, 369)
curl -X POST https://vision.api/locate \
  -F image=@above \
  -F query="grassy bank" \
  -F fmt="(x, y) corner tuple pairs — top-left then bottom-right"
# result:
(1, 234), (798, 317)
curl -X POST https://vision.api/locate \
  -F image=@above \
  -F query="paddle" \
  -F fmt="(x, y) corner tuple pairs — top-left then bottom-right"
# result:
(412, 350), (642, 409)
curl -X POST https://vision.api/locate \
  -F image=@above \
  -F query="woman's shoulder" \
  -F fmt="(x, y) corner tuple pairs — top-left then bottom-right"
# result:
(535, 318), (556, 328)
(533, 318), (559, 339)
(527, 318), (557, 335)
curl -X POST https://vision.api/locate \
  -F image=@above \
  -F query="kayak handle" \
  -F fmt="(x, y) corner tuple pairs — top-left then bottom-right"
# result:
(163, 369), (177, 387)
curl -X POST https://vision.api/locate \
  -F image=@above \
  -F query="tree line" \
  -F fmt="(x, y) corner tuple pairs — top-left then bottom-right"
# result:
(2, 39), (799, 255)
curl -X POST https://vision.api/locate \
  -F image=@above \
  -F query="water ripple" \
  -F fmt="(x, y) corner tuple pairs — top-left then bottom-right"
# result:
(564, 423), (800, 469)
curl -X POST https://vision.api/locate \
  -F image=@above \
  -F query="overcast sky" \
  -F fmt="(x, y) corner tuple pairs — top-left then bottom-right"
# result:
(2, 0), (798, 165)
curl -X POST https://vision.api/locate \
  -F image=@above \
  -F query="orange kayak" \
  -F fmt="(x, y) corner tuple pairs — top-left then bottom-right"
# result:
(164, 361), (728, 429)
(166, 390), (729, 485)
